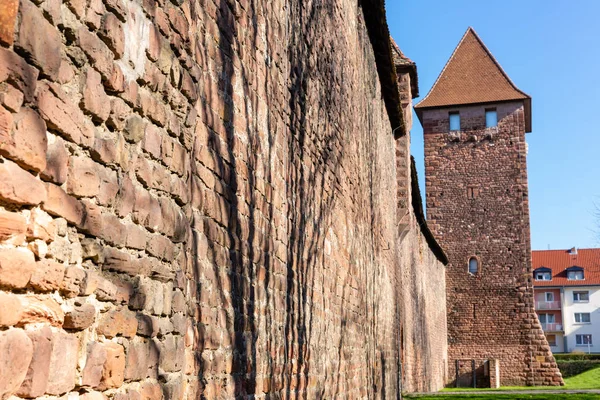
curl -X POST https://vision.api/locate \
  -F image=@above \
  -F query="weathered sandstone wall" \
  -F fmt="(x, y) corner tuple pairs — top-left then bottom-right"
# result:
(0, 0), (419, 398)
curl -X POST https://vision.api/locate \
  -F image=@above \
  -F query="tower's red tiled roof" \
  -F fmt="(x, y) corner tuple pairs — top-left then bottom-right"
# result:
(414, 27), (532, 131)
(533, 248), (600, 287)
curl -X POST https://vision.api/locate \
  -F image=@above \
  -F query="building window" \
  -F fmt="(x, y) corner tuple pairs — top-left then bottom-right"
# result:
(545, 292), (554, 302)
(535, 271), (552, 281)
(468, 257), (479, 274)
(539, 313), (556, 324)
(449, 112), (460, 131)
(575, 313), (591, 324)
(546, 334), (557, 347)
(576, 334), (593, 346)
(485, 109), (498, 128)
(467, 186), (479, 199)
(573, 291), (589, 302)
(566, 266), (584, 280)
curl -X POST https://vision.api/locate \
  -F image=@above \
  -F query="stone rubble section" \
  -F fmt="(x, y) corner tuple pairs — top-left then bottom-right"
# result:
(0, 0), (448, 398)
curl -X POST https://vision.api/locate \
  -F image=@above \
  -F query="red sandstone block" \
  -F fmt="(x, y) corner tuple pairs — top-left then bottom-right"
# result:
(64, 0), (86, 18)
(96, 212), (127, 245)
(41, 0), (61, 25)
(139, 89), (167, 126)
(97, 168), (119, 206)
(0, 107), (48, 172)
(147, 25), (161, 62)
(18, 294), (64, 327)
(104, 0), (126, 21)
(124, 339), (159, 381)
(0, 291), (23, 327)
(78, 26), (114, 80)
(0, 158), (46, 205)
(97, 307), (137, 338)
(125, 222), (148, 250)
(0, 328), (33, 399)
(143, 124), (163, 159)
(36, 82), (95, 147)
(0, 104), (12, 143)
(106, 63), (125, 93)
(0, 0), (19, 47)
(115, 173), (135, 217)
(63, 303), (96, 330)
(0, 48), (38, 102)
(42, 183), (84, 226)
(15, 0), (61, 80)
(0, 83), (23, 112)
(99, 12), (124, 59)
(41, 134), (68, 184)
(107, 97), (130, 131)
(46, 331), (78, 394)
(67, 156), (101, 197)
(60, 266), (86, 298)
(29, 260), (65, 292)
(86, 0), (105, 30)
(27, 208), (55, 243)
(57, 60), (75, 84)
(0, 208), (27, 244)
(17, 326), (52, 398)
(82, 67), (111, 122)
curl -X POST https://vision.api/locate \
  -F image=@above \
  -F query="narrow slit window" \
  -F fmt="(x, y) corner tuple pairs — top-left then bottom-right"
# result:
(449, 112), (460, 131)
(485, 109), (497, 128)
(468, 257), (479, 274)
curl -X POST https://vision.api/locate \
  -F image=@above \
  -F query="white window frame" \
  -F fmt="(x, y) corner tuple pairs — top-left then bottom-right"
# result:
(539, 313), (556, 324)
(573, 291), (590, 303)
(545, 292), (554, 302)
(576, 334), (593, 346)
(535, 272), (551, 281)
(567, 270), (584, 280)
(575, 313), (591, 324)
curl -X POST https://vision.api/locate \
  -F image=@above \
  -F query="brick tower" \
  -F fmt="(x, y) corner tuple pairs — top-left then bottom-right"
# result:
(415, 28), (563, 387)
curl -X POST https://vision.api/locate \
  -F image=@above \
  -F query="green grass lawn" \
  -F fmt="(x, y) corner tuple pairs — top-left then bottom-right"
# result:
(563, 366), (600, 389)
(404, 367), (600, 399)
(406, 395), (600, 400)
(440, 366), (600, 392)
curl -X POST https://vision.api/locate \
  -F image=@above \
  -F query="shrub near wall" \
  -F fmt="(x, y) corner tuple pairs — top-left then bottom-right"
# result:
(554, 354), (600, 361)
(556, 361), (600, 378)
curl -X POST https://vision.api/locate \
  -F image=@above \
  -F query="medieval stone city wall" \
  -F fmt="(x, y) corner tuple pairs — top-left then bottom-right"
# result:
(0, 0), (450, 398)
(393, 68), (448, 394)
(422, 102), (562, 387)
(396, 184), (448, 393)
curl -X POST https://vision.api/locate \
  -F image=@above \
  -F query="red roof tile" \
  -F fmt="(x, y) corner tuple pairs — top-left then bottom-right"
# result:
(414, 28), (532, 131)
(533, 248), (600, 287)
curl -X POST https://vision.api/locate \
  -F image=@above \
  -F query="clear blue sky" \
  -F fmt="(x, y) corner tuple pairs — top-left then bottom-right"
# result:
(386, 0), (600, 250)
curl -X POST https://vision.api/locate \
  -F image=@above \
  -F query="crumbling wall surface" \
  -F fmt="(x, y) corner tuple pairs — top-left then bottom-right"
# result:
(422, 102), (562, 387)
(0, 0), (404, 398)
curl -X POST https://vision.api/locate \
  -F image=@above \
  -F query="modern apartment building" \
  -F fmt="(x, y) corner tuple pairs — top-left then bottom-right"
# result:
(533, 248), (600, 353)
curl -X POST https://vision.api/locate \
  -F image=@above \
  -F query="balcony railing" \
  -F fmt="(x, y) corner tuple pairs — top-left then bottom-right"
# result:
(536, 301), (561, 310)
(541, 323), (563, 332)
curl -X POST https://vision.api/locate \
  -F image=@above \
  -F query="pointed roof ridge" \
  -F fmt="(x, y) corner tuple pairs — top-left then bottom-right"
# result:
(414, 27), (530, 111)
(414, 27), (474, 108)
(466, 27), (530, 100)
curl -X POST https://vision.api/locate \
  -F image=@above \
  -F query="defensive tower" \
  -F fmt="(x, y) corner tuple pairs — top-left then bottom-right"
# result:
(415, 27), (562, 387)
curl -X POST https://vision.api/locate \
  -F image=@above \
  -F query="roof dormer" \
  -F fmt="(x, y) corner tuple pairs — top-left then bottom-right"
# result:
(566, 266), (584, 281)
(534, 267), (552, 281)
